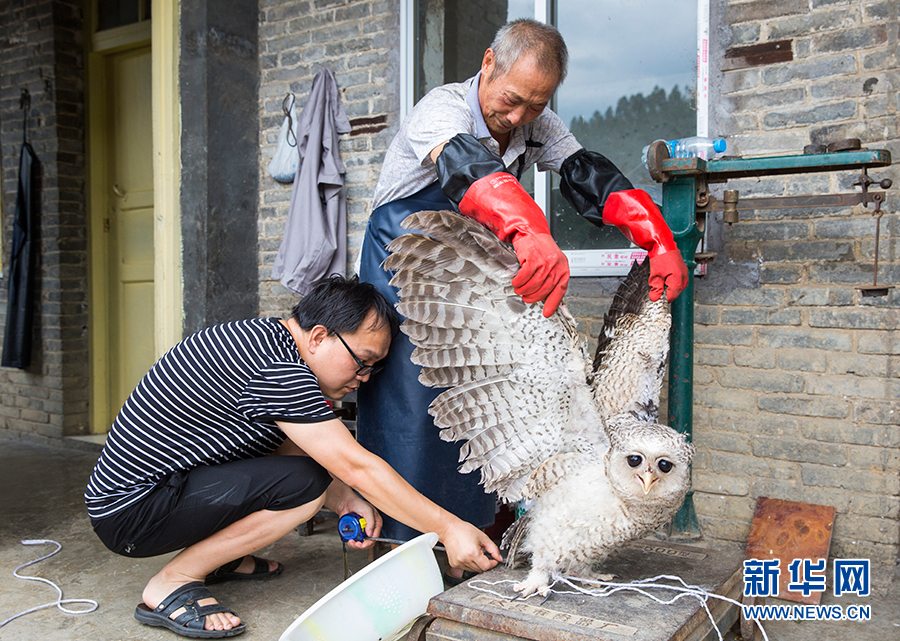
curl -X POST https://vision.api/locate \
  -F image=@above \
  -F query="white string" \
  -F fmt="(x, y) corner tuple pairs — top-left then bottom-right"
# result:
(0, 539), (98, 628)
(468, 573), (768, 641)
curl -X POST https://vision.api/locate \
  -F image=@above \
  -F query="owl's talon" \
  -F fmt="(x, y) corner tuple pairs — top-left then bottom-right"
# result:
(512, 570), (552, 598)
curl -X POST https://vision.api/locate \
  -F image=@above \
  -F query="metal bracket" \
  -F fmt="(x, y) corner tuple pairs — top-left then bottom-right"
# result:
(854, 166), (893, 213)
(645, 139), (671, 183)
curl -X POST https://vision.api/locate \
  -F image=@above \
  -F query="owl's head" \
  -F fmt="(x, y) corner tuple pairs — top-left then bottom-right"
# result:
(604, 414), (695, 505)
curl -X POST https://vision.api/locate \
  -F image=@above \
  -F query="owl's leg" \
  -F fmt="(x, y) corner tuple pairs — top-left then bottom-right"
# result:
(563, 550), (617, 583)
(512, 567), (553, 598)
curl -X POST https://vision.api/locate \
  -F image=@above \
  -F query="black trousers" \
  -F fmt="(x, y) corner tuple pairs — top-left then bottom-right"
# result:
(91, 455), (331, 558)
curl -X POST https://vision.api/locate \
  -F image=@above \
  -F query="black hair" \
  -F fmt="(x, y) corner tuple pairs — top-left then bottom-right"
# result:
(291, 274), (399, 337)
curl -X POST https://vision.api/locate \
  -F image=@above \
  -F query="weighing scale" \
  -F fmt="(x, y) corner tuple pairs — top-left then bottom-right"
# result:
(645, 139), (892, 537)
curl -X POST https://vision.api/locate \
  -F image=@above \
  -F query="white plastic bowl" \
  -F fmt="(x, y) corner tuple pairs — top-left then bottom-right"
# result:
(279, 532), (443, 641)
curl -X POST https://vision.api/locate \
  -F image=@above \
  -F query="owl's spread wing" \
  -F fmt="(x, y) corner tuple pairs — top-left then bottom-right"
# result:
(591, 259), (672, 422)
(384, 210), (604, 502)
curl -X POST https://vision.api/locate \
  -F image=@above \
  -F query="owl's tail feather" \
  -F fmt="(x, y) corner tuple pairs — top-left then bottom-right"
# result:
(501, 512), (531, 568)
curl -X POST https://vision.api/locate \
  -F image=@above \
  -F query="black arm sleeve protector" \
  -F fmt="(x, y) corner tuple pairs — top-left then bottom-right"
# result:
(435, 133), (509, 207)
(559, 149), (634, 226)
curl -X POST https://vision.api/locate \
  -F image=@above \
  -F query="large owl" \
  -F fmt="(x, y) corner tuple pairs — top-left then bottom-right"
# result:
(384, 210), (695, 597)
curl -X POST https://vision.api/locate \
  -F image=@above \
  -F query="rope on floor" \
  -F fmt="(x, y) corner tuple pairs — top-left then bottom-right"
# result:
(468, 573), (769, 641)
(0, 539), (98, 628)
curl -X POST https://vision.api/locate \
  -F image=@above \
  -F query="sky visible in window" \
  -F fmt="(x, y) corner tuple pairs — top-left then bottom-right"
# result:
(508, 0), (698, 127)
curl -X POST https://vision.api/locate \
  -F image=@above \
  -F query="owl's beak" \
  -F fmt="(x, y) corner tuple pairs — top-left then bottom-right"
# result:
(639, 469), (658, 494)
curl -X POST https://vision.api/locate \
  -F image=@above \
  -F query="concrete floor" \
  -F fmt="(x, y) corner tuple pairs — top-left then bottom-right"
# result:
(0, 439), (376, 641)
(0, 438), (898, 641)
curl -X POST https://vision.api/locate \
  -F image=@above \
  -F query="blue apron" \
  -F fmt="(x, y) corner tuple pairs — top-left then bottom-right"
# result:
(357, 182), (495, 541)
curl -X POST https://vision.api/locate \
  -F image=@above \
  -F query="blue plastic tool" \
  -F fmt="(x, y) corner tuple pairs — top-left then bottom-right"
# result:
(338, 512), (367, 542)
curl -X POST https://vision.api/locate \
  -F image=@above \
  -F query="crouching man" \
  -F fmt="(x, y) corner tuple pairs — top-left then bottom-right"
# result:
(85, 275), (500, 638)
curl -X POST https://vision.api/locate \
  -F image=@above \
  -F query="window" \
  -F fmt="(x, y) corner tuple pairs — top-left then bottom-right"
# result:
(406, 0), (701, 276)
(91, 0), (152, 52)
(97, 0), (151, 32)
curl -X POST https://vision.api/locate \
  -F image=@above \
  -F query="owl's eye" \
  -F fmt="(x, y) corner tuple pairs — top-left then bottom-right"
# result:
(626, 455), (643, 468)
(658, 459), (673, 473)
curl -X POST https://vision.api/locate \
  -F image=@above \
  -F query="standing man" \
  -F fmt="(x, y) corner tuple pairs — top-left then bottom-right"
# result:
(358, 19), (689, 554)
(86, 275), (500, 639)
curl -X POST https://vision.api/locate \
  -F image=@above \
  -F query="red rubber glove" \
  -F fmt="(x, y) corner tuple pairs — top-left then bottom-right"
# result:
(602, 189), (689, 302)
(459, 172), (568, 317)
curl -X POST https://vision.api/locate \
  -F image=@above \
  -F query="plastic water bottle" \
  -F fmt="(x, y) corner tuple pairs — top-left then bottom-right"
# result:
(641, 136), (727, 169)
(667, 136), (727, 160)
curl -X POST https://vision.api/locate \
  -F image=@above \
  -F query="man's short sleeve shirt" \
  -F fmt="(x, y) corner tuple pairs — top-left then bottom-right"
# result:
(84, 318), (336, 519)
(372, 73), (583, 208)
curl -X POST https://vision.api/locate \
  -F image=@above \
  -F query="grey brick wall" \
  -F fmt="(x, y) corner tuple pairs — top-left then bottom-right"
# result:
(690, 0), (899, 583)
(0, 0), (89, 440)
(257, 0), (398, 317)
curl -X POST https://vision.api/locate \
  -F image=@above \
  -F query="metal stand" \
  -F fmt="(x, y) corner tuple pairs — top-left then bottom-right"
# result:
(649, 141), (893, 538)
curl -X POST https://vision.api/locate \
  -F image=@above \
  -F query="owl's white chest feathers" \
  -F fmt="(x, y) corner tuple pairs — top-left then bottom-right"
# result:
(522, 461), (629, 566)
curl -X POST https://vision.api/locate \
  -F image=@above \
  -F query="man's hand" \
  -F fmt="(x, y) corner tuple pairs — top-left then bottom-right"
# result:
(648, 250), (688, 302)
(340, 498), (383, 550)
(601, 189), (689, 302)
(435, 136), (570, 317)
(511, 233), (569, 317)
(325, 477), (383, 549)
(439, 520), (503, 574)
(458, 172), (569, 317)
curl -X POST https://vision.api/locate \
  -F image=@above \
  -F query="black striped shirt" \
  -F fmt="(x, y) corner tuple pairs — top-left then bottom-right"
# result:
(84, 318), (335, 520)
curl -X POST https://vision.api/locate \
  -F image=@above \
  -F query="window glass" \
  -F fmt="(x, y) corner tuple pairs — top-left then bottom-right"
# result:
(97, 0), (150, 32)
(550, 0), (697, 252)
(415, 0), (536, 101)
(415, 0), (507, 101)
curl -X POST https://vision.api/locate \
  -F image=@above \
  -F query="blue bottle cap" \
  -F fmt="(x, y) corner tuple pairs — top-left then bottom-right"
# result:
(713, 138), (727, 153)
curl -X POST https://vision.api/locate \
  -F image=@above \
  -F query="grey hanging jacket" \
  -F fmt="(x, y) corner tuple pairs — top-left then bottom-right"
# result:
(271, 68), (352, 295)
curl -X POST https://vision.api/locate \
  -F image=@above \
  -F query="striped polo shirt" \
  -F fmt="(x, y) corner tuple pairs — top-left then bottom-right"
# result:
(84, 318), (335, 520)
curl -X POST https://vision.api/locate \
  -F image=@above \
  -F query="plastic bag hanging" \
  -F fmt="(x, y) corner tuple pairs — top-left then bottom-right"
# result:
(267, 93), (300, 182)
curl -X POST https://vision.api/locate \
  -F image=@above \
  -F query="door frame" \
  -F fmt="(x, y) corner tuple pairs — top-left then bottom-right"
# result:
(85, 1), (182, 432)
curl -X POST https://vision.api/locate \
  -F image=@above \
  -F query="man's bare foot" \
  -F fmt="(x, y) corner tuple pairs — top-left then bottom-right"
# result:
(205, 555), (283, 586)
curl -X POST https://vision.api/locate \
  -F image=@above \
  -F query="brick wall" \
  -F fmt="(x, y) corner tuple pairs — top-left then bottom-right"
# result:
(0, 0), (89, 440)
(257, 0), (398, 317)
(689, 0), (900, 584)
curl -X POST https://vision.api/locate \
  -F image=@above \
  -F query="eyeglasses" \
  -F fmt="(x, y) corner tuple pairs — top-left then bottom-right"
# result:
(332, 331), (382, 377)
